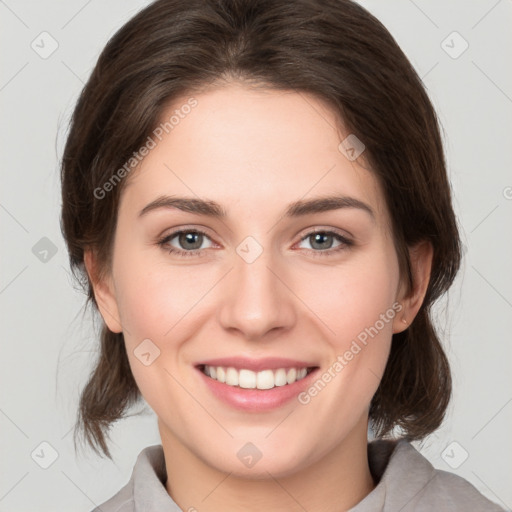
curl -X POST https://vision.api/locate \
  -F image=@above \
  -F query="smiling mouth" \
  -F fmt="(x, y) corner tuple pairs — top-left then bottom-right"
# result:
(198, 364), (318, 390)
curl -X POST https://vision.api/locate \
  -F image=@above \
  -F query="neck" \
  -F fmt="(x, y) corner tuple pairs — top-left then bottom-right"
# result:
(160, 417), (375, 512)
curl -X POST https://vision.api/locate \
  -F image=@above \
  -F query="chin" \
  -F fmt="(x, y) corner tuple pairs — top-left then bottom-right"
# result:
(194, 435), (320, 479)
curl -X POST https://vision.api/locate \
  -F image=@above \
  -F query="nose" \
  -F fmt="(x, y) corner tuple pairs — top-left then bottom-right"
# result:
(217, 245), (297, 341)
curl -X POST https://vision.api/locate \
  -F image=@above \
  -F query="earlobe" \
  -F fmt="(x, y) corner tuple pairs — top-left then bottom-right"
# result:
(392, 241), (433, 334)
(83, 250), (123, 333)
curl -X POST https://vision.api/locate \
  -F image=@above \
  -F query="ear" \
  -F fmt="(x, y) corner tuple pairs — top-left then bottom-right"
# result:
(83, 250), (123, 333)
(393, 240), (433, 334)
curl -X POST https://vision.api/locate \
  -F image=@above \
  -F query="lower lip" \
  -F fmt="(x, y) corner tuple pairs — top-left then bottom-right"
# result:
(196, 367), (319, 411)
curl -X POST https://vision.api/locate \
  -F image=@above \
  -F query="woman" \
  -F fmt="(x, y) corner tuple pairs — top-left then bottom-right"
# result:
(60, 0), (505, 510)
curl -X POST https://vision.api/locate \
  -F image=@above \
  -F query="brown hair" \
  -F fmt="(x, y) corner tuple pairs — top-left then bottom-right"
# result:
(61, 0), (461, 459)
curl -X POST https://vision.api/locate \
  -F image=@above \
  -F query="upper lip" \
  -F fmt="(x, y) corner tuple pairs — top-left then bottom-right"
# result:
(196, 357), (318, 372)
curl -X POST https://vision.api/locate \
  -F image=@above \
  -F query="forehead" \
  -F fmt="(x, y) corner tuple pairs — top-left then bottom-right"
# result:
(121, 82), (389, 226)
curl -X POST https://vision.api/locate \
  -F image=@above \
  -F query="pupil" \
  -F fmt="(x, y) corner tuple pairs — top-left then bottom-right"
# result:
(180, 232), (202, 250)
(311, 233), (332, 250)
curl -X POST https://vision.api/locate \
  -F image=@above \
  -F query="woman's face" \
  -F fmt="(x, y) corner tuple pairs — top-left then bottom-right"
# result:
(94, 82), (410, 477)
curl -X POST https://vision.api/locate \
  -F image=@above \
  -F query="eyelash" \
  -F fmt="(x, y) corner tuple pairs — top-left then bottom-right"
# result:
(157, 228), (354, 258)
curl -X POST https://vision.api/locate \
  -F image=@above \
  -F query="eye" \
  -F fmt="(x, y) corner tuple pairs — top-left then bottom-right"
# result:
(158, 229), (214, 257)
(157, 228), (353, 258)
(296, 230), (353, 254)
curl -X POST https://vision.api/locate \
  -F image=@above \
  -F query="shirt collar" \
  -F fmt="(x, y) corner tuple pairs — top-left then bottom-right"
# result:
(128, 439), (435, 511)
(349, 439), (437, 511)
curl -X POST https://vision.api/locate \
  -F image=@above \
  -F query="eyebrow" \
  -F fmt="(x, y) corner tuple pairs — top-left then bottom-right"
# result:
(138, 194), (375, 220)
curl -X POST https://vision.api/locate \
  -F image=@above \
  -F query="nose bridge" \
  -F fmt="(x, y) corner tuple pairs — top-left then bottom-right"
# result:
(217, 239), (297, 340)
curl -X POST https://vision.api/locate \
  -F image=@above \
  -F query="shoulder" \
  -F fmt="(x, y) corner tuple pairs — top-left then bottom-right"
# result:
(422, 466), (505, 511)
(89, 444), (170, 512)
(352, 439), (505, 511)
(90, 485), (134, 512)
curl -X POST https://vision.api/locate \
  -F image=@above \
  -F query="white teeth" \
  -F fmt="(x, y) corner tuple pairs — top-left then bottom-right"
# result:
(239, 369), (256, 389)
(226, 367), (239, 386)
(256, 369), (274, 390)
(202, 365), (311, 389)
(274, 368), (288, 387)
(216, 366), (226, 383)
(286, 368), (297, 384)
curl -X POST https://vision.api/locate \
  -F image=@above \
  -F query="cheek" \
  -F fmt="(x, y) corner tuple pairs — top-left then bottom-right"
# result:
(113, 250), (214, 341)
(299, 246), (401, 346)
(110, 248), (232, 398)
(295, 244), (401, 408)
(111, 254), (212, 408)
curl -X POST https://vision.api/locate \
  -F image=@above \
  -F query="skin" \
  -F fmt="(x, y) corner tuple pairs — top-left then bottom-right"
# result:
(85, 82), (432, 512)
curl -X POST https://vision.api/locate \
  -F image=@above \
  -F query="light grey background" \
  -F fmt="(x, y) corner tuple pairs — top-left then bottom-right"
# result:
(1, 1), (511, 511)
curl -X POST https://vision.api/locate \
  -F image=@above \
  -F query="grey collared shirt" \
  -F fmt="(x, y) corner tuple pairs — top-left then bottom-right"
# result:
(90, 439), (505, 511)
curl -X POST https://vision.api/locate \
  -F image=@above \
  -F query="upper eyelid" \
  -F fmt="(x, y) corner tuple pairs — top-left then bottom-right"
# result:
(299, 226), (353, 239)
